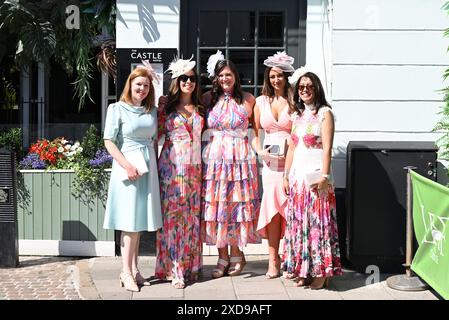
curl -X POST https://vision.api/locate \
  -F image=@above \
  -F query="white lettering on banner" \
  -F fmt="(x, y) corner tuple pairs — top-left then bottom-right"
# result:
(130, 51), (163, 62)
(420, 204), (449, 264)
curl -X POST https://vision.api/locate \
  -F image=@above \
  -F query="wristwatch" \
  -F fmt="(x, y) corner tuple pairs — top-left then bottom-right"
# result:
(322, 174), (330, 180)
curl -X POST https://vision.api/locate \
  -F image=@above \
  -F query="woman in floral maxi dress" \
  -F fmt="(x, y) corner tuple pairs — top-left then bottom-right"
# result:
(154, 57), (205, 289)
(201, 51), (261, 278)
(282, 70), (342, 289)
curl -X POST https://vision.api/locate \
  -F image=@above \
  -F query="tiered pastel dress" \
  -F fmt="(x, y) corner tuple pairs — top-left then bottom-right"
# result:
(255, 95), (291, 238)
(103, 101), (162, 232)
(202, 97), (261, 248)
(282, 105), (342, 278)
(155, 108), (204, 282)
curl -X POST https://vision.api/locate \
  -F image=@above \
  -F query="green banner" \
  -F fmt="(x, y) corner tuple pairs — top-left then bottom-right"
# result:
(411, 170), (449, 300)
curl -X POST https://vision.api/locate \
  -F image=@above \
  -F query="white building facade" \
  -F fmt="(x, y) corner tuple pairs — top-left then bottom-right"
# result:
(117, 0), (448, 188)
(116, 0), (449, 255)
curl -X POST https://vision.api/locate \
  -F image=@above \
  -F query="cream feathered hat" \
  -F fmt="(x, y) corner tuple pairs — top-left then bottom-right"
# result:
(263, 51), (295, 73)
(288, 66), (309, 86)
(206, 50), (225, 78)
(166, 55), (196, 79)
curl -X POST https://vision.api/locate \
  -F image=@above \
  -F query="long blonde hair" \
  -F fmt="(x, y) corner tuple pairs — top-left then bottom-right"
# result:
(119, 67), (155, 112)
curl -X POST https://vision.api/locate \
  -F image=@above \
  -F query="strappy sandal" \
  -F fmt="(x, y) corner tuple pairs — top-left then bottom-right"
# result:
(266, 259), (281, 279)
(133, 268), (151, 286)
(171, 278), (185, 289)
(296, 277), (313, 287)
(282, 271), (295, 279)
(211, 258), (230, 278)
(119, 272), (139, 292)
(228, 255), (247, 277)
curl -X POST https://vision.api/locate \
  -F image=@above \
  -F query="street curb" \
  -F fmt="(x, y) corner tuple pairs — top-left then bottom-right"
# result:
(74, 258), (101, 300)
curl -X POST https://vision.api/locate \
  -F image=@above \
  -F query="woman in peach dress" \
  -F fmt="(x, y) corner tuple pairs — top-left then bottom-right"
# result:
(253, 52), (294, 278)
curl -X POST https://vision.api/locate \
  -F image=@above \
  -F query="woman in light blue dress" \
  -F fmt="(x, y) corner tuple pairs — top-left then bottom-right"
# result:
(103, 62), (162, 292)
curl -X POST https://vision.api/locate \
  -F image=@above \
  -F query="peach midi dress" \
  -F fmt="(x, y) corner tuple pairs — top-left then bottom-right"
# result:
(255, 95), (291, 238)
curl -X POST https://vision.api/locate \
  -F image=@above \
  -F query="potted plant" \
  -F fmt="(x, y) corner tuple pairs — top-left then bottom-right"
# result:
(17, 125), (115, 256)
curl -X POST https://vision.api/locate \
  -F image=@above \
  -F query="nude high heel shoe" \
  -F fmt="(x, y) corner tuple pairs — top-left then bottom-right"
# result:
(211, 258), (230, 278)
(119, 272), (139, 292)
(228, 254), (247, 276)
(265, 259), (281, 279)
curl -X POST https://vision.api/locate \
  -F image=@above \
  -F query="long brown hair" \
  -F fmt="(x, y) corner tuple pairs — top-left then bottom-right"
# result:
(261, 67), (292, 104)
(165, 69), (205, 117)
(120, 67), (155, 112)
(289, 71), (331, 115)
(209, 60), (244, 109)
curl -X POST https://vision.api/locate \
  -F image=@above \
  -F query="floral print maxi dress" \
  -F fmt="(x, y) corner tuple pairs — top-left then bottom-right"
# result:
(282, 106), (342, 278)
(155, 108), (204, 282)
(202, 98), (261, 248)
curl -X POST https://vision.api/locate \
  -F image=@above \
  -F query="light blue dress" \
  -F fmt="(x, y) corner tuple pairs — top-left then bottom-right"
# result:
(103, 101), (162, 232)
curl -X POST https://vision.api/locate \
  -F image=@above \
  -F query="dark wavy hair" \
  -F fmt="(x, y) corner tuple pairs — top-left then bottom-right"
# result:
(165, 69), (205, 117)
(289, 71), (331, 115)
(208, 60), (244, 108)
(261, 67), (293, 104)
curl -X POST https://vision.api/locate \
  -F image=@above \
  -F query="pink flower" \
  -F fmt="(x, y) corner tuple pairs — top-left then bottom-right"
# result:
(303, 134), (318, 148)
(270, 51), (294, 64)
(291, 134), (299, 145)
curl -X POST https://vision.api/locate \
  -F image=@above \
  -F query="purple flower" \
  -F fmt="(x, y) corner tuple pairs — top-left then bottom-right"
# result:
(20, 153), (47, 169)
(89, 149), (112, 168)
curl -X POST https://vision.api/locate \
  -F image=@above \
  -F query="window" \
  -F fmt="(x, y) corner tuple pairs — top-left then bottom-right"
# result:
(197, 10), (286, 95)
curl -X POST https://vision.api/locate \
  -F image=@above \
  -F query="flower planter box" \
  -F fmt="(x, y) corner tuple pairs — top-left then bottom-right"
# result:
(17, 170), (115, 256)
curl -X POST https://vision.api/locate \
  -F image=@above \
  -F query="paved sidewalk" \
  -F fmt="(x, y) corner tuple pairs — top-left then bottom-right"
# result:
(0, 255), (441, 300)
(0, 256), (81, 300)
(77, 255), (440, 300)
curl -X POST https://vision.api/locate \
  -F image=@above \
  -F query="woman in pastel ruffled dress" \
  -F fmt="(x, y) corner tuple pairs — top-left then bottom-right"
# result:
(103, 62), (163, 292)
(252, 52), (294, 279)
(202, 50), (261, 278)
(154, 56), (205, 289)
(282, 68), (342, 289)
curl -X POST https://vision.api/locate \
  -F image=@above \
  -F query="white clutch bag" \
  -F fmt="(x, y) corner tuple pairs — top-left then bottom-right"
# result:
(304, 169), (322, 187)
(117, 150), (149, 181)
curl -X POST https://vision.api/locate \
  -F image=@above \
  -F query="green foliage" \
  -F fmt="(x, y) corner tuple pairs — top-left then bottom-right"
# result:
(80, 124), (104, 160)
(0, 0), (116, 110)
(72, 125), (109, 203)
(433, 1), (449, 180)
(72, 160), (110, 204)
(0, 127), (23, 156)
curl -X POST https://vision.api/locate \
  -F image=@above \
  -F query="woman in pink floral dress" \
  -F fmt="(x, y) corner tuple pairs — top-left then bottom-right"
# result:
(282, 69), (342, 289)
(155, 56), (205, 289)
(253, 52), (294, 279)
(202, 51), (261, 278)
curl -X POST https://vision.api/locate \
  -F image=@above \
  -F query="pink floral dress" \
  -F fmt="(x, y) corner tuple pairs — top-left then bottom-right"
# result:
(155, 108), (204, 282)
(282, 106), (342, 278)
(202, 97), (261, 248)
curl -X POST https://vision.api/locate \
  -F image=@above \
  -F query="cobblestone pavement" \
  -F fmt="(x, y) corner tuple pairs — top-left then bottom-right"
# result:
(0, 256), (84, 300)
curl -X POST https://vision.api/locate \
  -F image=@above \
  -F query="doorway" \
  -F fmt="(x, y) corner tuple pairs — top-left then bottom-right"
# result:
(180, 0), (306, 95)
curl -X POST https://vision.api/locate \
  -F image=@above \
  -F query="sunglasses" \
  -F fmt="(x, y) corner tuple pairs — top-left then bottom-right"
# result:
(298, 85), (315, 92)
(179, 75), (197, 83)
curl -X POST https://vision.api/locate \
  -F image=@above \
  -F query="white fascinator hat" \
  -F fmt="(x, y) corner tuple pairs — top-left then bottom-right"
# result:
(167, 55), (196, 79)
(206, 50), (225, 78)
(263, 51), (295, 73)
(288, 66), (309, 86)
